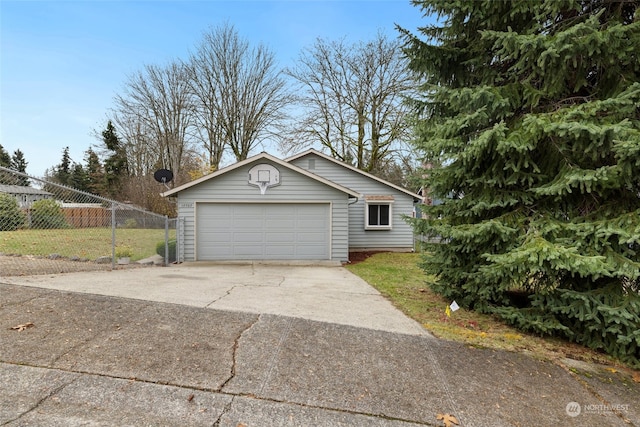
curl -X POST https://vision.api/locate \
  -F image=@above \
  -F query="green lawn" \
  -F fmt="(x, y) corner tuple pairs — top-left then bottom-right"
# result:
(346, 252), (624, 368)
(0, 228), (175, 261)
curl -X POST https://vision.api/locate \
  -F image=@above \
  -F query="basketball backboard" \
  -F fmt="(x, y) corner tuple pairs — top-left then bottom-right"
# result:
(248, 164), (280, 194)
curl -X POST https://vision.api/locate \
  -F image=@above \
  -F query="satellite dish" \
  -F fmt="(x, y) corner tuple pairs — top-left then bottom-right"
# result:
(154, 169), (174, 188)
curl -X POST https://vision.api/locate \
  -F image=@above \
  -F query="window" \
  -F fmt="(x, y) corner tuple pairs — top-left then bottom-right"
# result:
(365, 196), (394, 230)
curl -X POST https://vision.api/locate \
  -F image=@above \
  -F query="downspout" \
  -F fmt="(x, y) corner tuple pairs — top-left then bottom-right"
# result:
(345, 194), (360, 263)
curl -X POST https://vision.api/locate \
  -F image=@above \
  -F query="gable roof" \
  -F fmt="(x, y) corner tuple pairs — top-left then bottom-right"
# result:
(0, 184), (52, 196)
(285, 149), (421, 200)
(161, 151), (360, 198)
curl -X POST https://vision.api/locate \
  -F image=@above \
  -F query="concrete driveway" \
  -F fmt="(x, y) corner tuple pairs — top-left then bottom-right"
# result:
(2, 263), (638, 426)
(0, 262), (427, 336)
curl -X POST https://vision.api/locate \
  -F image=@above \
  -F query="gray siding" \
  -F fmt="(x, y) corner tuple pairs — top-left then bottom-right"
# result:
(290, 153), (416, 250)
(176, 159), (350, 262)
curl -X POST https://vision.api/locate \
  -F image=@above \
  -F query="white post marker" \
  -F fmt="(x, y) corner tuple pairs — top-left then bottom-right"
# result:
(445, 300), (459, 317)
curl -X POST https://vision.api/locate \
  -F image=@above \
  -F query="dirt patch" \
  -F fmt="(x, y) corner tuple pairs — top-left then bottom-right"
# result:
(347, 251), (388, 265)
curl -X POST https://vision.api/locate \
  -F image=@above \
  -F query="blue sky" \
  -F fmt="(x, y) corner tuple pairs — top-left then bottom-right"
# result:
(1, 0), (429, 178)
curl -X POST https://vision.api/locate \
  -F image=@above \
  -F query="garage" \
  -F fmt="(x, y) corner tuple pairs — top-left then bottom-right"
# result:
(196, 202), (330, 260)
(162, 153), (360, 263)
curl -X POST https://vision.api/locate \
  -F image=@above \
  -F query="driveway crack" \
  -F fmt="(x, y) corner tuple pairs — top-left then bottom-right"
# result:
(212, 395), (234, 426)
(48, 330), (104, 368)
(205, 285), (240, 308)
(219, 315), (261, 392)
(2, 375), (78, 425)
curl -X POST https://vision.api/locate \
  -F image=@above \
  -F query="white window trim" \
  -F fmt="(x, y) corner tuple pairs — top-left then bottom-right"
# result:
(365, 200), (393, 230)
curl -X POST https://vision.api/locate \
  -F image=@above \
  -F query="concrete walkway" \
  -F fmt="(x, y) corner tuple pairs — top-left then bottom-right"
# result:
(1, 264), (638, 426)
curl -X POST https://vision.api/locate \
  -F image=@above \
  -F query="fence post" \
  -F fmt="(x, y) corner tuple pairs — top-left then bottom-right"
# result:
(111, 201), (116, 268)
(164, 215), (169, 266)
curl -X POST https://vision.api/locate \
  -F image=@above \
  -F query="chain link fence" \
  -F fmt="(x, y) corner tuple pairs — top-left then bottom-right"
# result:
(0, 166), (176, 277)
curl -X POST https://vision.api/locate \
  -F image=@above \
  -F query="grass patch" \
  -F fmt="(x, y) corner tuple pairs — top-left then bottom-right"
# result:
(0, 228), (175, 262)
(346, 252), (623, 367)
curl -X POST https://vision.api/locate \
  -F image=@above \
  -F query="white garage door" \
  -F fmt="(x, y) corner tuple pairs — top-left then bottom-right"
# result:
(196, 203), (330, 260)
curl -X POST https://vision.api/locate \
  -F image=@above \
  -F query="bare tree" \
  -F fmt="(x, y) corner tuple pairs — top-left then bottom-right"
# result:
(285, 33), (416, 173)
(114, 61), (195, 177)
(109, 112), (154, 177)
(186, 23), (291, 165)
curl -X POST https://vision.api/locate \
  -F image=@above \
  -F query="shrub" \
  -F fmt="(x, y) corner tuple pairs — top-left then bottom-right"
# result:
(0, 194), (26, 231)
(156, 239), (176, 263)
(30, 199), (69, 229)
(123, 218), (138, 229)
(115, 245), (133, 258)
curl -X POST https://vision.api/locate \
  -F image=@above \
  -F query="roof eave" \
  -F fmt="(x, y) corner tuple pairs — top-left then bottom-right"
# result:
(285, 149), (422, 200)
(161, 152), (360, 199)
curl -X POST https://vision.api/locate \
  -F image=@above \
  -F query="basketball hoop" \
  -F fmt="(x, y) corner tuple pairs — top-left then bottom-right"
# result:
(258, 181), (269, 195)
(248, 164), (281, 195)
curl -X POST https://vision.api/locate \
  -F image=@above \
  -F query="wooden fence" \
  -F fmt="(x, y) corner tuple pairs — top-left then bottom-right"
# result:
(62, 207), (111, 228)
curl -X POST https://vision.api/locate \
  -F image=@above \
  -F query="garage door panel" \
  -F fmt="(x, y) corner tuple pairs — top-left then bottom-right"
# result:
(298, 232), (326, 242)
(265, 218), (292, 228)
(265, 232), (296, 243)
(264, 245), (296, 257)
(233, 218), (262, 229)
(233, 245), (264, 257)
(234, 232), (263, 243)
(297, 217), (324, 227)
(197, 203), (329, 260)
(296, 246), (326, 256)
(200, 216), (233, 228)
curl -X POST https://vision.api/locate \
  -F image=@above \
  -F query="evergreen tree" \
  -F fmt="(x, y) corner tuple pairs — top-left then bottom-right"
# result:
(84, 148), (105, 196)
(0, 144), (13, 185)
(55, 146), (73, 186)
(70, 162), (89, 192)
(403, 1), (640, 365)
(42, 147), (76, 198)
(10, 149), (30, 186)
(0, 144), (10, 168)
(102, 121), (128, 197)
